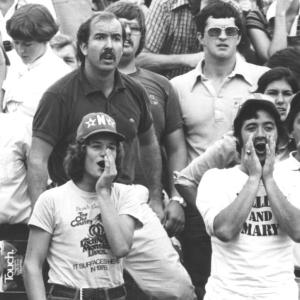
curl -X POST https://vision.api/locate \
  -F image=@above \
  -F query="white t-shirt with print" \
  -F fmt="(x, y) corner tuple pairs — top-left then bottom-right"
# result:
(196, 166), (299, 300)
(29, 180), (146, 289)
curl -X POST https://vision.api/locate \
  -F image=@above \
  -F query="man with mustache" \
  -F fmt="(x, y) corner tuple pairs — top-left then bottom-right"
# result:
(196, 97), (300, 299)
(106, 0), (187, 239)
(105, 3), (197, 300)
(28, 11), (163, 219)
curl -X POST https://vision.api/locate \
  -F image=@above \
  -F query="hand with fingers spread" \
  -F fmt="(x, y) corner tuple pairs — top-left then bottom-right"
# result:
(95, 149), (117, 195)
(242, 134), (262, 179)
(262, 135), (276, 182)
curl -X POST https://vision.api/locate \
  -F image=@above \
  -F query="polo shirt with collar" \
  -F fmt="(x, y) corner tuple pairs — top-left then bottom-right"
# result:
(33, 67), (153, 185)
(170, 55), (269, 162)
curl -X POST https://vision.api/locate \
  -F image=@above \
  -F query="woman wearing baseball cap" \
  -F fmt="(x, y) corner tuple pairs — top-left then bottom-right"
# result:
(23, 112), (146, 300)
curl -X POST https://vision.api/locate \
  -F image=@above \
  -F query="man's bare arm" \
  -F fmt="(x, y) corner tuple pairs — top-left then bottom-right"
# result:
(136, 50), (203, 73)
(139, 125), (163, 220)
(28, 137), (53, 206)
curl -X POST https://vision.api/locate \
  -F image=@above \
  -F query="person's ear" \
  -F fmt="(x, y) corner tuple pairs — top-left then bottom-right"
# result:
(197, 31), (203, 45)
(79, 42), (88, 57)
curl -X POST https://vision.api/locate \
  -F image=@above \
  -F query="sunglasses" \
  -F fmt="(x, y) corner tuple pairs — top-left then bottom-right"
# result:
(206, 26), (239, 38)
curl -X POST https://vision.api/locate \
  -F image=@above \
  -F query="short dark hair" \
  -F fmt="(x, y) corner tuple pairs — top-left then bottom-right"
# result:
(256, 67), (299, 94)
(105, 0), (146, 57)
(267, 48), (300, 84)
(6, 4), (58, 42)
(194, 1), (248, 54)
(287, 92), (300, 133)
(64, 138), (124, 183)
(195, 1), (243, 36)
(76, 11), (126, 64)
(233, 102), (284, 153)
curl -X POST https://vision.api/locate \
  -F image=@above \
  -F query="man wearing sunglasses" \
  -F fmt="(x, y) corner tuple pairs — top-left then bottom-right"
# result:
(170, 1), (269, 298)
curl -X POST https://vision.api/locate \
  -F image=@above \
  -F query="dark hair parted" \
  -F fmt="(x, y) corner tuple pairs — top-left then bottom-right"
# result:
(233, 103), (285, 154)
(76, 11), (126, 64)
(256, 67), (299, 94)
(6, 4), (58, 42)
(105, 0), (145, 57)
(267, 48), (300, 83)
(64, 138), (124, 183)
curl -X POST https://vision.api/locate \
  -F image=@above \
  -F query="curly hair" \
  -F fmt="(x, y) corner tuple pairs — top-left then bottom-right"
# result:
(6, 4), (58, 42)
(64, 139), (124, 183)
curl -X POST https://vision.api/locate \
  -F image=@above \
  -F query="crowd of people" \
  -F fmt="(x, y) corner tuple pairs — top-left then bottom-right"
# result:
(1, 0), (300, 300)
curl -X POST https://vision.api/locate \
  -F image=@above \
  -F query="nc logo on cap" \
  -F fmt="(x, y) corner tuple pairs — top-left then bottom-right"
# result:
(84, 113), (116, 129)
(76, 112), (125, 141)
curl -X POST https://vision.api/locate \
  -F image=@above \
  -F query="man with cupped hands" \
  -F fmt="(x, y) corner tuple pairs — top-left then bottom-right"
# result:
(197, 97), (300, 300)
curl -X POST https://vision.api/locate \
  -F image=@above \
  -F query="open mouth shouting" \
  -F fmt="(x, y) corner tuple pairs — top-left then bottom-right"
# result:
(97, 160), (105, 171)
(100, 51), (116, 63)
(253, 138), (267, 157)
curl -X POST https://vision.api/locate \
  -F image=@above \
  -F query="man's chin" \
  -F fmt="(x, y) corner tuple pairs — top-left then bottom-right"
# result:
(256, 153), (266, 166)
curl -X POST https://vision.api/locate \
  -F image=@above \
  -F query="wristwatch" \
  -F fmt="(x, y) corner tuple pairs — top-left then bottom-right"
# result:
(170, 196), (187, 208)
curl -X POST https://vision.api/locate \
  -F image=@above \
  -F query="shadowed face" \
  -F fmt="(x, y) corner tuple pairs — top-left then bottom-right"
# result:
(13, 40), (47, 64)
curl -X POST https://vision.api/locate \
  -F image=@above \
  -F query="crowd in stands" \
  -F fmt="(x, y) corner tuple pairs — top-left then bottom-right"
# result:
(1, 0), (300, 300)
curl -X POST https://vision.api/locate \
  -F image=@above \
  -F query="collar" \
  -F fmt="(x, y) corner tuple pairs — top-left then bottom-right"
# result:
(79, 67), (126, 96)
(25, 46), (53, 71)
(190, 54), (253, 91)
(288, 151), (300, 171)
(170, 0), (190, 10)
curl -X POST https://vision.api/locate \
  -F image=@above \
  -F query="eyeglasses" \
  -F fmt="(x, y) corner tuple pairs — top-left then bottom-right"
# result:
(120, 20), (141, 34)
(206, 26), (239, 38)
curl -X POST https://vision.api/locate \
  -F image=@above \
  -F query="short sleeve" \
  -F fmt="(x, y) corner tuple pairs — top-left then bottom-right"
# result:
(32, 91), (68, 146)
(164, 83), (183, 135)
(29, 190), (56, 234)
(175, 134), (238, 188)
(137, 86), (153, 135)
(196, 169), (233, 236)
(145, 0), (170, 53)
(274, 168), (300, 210)
(246, 10), (271, 38)
(117, 184), (149, 227)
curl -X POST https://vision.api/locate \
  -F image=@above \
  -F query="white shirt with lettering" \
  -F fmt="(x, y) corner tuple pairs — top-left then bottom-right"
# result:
(196, 165), (298, 300)
(29, 181), (146, 288)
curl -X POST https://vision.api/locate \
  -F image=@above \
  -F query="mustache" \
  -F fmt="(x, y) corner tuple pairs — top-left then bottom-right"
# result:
(124, 38), (134, 46)
(100, 49), (116, 60)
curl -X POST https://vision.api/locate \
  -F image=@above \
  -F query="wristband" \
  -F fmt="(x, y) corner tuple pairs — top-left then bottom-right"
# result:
(170, 196), (187, 207)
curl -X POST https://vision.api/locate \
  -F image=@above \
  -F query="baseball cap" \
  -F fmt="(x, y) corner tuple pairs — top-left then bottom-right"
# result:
(287, 92), (300, 133)
(233, 94), (281, 136)
(76, 112), (125, 142)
